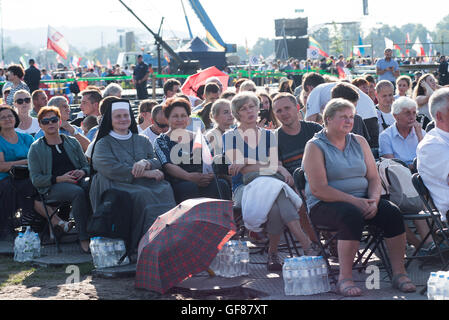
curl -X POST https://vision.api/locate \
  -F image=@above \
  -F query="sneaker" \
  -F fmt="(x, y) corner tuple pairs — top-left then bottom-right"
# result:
(267, 253), (283, 271)
(305, 242), (322, 256)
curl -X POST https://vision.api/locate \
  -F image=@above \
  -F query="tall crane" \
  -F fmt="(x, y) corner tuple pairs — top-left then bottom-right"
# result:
(187, 0), (236, 53)
(118, 0), (199, 73)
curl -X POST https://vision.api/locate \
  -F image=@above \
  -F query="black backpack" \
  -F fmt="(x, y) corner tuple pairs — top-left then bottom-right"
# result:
(87, 188), (134, 264)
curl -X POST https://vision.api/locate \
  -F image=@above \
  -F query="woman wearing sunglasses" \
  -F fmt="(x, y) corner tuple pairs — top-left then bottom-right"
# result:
(13, 90), (40, 136)
(28, 106), (92, 253)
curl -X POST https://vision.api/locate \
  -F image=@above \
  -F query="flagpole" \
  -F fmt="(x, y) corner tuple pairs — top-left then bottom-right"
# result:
(0, 0), (4, 62)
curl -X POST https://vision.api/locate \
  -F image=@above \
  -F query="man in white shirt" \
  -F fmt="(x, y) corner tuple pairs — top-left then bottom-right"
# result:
(417, 88), (449, 221)
(141, 105), (169, 145)
(305, 81), (379, 148)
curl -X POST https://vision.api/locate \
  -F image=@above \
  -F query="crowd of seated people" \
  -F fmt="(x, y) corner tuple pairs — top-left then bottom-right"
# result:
(2, 61), (449, 296)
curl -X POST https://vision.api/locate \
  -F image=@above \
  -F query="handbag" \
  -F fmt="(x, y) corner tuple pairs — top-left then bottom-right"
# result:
(9, 165), (30, 180)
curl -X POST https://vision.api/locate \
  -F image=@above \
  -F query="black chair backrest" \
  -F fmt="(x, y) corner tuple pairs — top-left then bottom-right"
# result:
(293, 167), (306, 191)
(411, 173), (436, 213)
(411, 173), (428, 198)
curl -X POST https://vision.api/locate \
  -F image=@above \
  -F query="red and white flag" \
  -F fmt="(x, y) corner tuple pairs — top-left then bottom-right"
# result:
(107, 58), (112, 69)
(412, 37), (425, 57)
(47, 25), (69, 60)
(405, 33), (411, 57)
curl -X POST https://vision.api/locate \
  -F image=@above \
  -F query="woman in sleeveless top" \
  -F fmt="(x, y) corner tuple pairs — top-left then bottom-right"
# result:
(302, 98), (415, 296)
(224, 92), (320, 272)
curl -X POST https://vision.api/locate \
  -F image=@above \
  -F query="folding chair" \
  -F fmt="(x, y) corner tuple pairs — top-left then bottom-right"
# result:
(38, 193), (73, 253)
(412, 173), (449, 295)
(378, 159), (439, 269)
(293, 167), (393, 284)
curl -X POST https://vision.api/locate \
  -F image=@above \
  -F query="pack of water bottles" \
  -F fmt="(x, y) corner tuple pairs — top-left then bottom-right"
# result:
(427, 271), (449, 300)
(283, 256), (330, 296)
(89, 237), (130, 269)
(14, 226), (41, 263)
(209, 240), (250, 278)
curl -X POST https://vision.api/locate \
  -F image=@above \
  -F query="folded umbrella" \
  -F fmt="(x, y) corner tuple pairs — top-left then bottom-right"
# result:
(135, 198), (236, 294)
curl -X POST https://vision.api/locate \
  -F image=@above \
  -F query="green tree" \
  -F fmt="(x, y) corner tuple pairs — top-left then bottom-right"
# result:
(330, 23), (344, 56)
(251, 38), (274, 59)
(435, 14), (449, 55)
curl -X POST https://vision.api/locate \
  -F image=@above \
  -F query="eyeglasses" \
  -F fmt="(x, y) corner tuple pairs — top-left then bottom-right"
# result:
(40, 116), (59, 125)
(15, 97), (31, 105)
(0, 114), (15, 121)
(155, 121), (169, 128)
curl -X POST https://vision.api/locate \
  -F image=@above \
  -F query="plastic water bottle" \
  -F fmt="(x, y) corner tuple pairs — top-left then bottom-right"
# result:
(444, 276), (449, 300)
(290, 258), (301, 295)
(283, 258), (294, 295)
(319, 256), (330, 293)
(240, 241), (250, 276)
(33, 233), (41, 258)
(233, 242), (241, 276)
(14, 233), (24, 262)
(311, 257), (320, 294)
(22, 227), (34, 262)
(302, 257), (312, 295)
(427, 272), (438, 300)
(435, 274), (446, 300)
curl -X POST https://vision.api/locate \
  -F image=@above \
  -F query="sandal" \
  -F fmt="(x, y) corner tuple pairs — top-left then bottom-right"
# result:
(392, 273), (416, 293)
(336, 278), (363, 297)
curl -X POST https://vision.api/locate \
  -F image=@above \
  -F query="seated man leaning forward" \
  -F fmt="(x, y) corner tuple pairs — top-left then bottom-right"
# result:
(417, 88), (449, 222)
(379, 97), (425, 170)
(223, 91), (320, 272)
(302, 98), (415, 297)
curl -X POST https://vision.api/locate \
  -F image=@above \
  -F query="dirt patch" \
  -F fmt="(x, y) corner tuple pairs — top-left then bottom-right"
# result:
(0, 256), (261, 300)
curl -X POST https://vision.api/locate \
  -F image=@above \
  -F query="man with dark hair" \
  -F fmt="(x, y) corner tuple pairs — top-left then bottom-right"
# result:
(30, 89), (48, 118)
(133, 54), (149, 100)
(141, 105), (169, 144)
(305, 80), (379, 148)
(192, 82), (221, 112)
(163, 79), (181, 101)
(376, 48), (400, 86)
(71, 89), (102, 128)
(234, 78), (248, 94)
(331, 82), (372, 145)
(24, 59), (41, 94)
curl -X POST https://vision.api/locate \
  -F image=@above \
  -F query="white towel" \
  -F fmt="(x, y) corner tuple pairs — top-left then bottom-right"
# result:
(241, 176), (302, 232)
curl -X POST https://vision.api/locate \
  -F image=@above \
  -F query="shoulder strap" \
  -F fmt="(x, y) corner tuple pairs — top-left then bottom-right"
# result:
(376, 106), (388, 129)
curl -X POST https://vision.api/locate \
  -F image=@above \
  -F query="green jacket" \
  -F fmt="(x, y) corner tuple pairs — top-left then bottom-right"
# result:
(28, 134), (90, 194)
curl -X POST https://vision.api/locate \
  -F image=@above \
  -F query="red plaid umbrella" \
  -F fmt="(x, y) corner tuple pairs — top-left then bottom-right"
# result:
(135, 198), (236, 294)
(181, 66), (229, 97)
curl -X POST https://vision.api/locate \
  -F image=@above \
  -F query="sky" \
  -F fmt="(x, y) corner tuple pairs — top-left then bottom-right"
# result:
(1, 0), (447, 47)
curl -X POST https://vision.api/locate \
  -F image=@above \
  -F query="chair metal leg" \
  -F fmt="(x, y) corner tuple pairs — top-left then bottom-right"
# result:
(39, 194), (61, 253)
